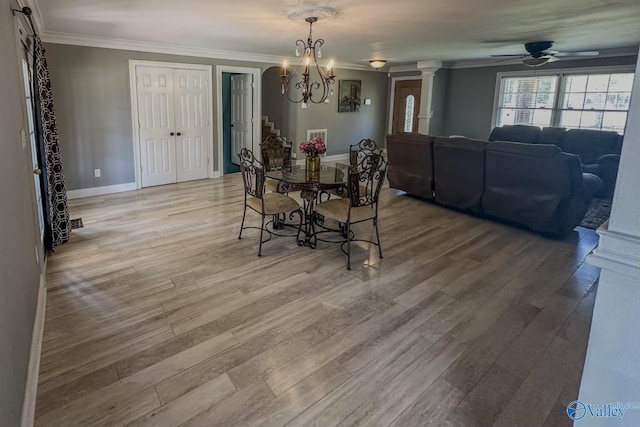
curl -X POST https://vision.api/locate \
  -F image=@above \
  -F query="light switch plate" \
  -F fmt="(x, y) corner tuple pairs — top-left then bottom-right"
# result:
(364, 98), (372, 105)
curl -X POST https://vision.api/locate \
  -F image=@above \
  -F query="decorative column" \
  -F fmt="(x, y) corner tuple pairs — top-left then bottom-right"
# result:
(416, 60), (441, 134)
(577, 49), (640, 426)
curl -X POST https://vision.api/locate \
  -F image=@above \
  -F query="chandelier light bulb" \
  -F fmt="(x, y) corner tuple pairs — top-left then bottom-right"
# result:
(318, 47), (322, 58)
(304, 56), (311, 66)
(295, 46), (300, 57)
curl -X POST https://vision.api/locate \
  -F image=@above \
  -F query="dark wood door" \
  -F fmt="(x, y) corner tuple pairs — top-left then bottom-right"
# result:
(392, 79), (422, 134)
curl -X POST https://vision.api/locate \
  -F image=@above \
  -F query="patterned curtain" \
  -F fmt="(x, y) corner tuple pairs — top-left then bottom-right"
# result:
(34, 36), (69, 247)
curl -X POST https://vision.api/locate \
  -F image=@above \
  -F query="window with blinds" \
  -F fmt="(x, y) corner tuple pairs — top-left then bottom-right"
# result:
(496, 76), (558, 127)
(495, 71), (634, 133)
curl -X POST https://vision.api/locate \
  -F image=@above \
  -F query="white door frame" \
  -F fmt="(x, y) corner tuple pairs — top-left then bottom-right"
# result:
(387, 76), (422, 134)
(129, 60), (214, 189)
(215, 65), (261, 176)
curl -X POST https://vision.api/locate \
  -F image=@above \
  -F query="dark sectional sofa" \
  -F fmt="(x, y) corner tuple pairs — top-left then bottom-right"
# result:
(386, 132), (603, 236)
(489, 125), (622, 198)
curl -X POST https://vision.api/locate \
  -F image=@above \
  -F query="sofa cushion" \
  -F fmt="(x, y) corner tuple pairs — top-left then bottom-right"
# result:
(560, 129), (621, 164)
(488, 140), (561, 158)
(483, 141), (587, 235)
(386, 132), (435, 200)
(539, 127), (566, 146)
(433, 137), (487, 212)
(488, 125), (540, 144)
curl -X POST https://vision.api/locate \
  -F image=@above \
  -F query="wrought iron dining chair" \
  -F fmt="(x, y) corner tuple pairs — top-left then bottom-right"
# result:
(314, 151), (387, 269)
(349, 138), (383, 166)
(260, 135), (292, 194)
(238, 148), (302, 256)
(334, 138), (384, 199)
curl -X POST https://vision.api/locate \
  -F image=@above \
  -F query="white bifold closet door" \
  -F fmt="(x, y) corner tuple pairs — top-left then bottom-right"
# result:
(136, 66), (209, 187)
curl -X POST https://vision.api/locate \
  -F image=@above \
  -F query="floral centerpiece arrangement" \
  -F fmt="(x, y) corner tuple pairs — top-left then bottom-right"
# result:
(299, 136), (326, 173)
(299, 136), (327, 157)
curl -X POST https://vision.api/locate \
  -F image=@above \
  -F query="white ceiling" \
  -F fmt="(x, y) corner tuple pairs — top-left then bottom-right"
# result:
(27, 0), (640, 67)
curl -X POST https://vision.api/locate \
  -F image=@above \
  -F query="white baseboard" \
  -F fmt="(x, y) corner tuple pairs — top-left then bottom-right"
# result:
(212, 171), (223, 178)
(21, 274), (46, 427)
(67, 182), (137, 199)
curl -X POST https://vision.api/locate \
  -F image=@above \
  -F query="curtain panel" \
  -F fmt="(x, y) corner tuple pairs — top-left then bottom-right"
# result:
(34, 36), (69, 247)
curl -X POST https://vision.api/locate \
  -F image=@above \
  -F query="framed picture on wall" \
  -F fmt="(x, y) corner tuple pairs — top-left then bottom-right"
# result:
(338, 80), (361, 112)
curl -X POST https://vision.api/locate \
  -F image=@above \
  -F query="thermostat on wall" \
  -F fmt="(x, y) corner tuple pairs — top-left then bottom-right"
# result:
(364, 99), (372, 105)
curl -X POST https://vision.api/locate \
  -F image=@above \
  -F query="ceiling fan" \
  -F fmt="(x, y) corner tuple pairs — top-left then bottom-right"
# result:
(491, 41), (599, 67)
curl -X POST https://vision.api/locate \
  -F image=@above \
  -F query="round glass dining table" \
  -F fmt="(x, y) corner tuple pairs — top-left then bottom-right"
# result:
(266, 163), (348, 248)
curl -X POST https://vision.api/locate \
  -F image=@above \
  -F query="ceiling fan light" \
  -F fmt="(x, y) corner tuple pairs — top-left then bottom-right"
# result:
(523, 57), (550, 67)
(369, 60), (386, 70)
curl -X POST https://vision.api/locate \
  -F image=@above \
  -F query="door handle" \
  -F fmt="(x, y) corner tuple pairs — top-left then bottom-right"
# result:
(176, 132), (182, 136)
(170, 132), (175, 136)
(33, 168), (42, 175)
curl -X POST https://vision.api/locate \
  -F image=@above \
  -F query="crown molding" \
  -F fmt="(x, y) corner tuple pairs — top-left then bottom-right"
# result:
(39, 31), (372, 71)
(389, 64), (419, 73)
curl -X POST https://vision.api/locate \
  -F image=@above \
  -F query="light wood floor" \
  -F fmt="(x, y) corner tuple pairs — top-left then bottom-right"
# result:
(36, 175), (600, 427)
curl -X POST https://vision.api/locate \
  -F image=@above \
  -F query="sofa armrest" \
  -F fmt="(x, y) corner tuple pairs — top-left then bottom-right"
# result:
(597, 154), (620, 198)
(599, 153), (620, 166)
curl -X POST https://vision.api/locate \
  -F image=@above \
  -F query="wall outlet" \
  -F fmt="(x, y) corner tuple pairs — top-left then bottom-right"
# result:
(94, 169), (101, 178)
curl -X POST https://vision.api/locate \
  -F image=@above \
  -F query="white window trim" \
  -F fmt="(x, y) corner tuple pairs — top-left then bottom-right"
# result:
(491, 65), (636, 130)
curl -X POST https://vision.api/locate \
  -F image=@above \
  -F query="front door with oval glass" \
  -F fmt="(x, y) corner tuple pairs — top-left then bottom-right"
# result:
(392, 80), (422, 134)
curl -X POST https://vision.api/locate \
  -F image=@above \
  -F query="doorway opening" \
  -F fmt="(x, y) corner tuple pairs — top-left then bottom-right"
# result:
(216, 66), (261, 177)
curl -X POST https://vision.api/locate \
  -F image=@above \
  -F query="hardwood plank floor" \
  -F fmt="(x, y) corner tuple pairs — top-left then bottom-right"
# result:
(35, 175), (600, 427)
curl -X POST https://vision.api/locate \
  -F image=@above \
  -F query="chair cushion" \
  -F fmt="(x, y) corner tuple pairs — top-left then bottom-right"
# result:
(246, 193), (300, 215)
(315, 198), (376, 223)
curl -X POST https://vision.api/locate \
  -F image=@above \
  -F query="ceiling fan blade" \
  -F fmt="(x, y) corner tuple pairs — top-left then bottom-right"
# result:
(494, 56), (527, 63)
(546, 55), (559, 62)
(554, 51), (599, 57)
(490, 54), (527, 57)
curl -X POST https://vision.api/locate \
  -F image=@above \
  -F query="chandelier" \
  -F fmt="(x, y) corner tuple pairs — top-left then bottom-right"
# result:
(281, 7), (337, 105)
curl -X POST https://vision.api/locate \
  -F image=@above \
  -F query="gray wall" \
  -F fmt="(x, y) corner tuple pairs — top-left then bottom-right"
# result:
(262, 67), (286, 138)
(441, 55), (638, 140)
(262, 66), (389, 156)
(1, 1), (44, 425)
(45, 43), (276, 190)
